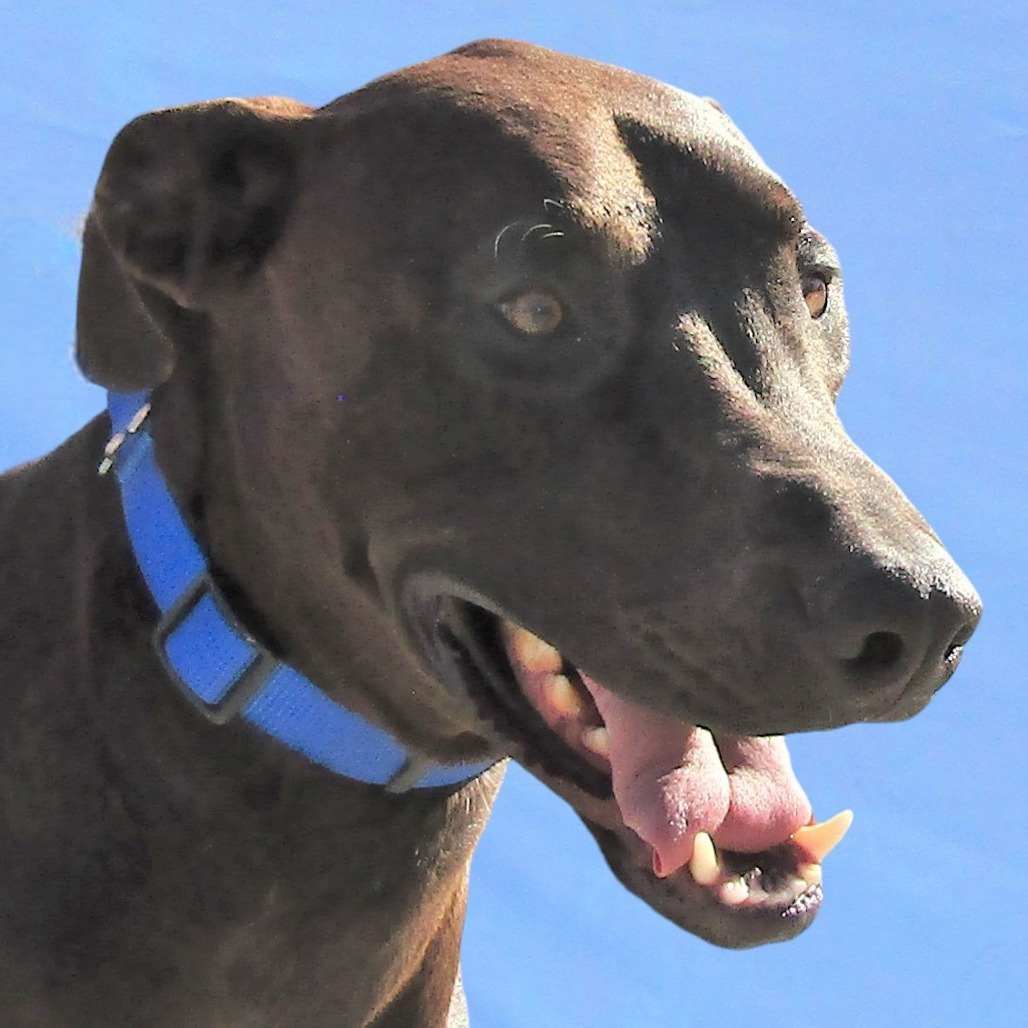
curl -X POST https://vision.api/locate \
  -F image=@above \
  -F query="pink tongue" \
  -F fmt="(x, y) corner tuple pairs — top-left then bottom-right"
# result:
(580, 674), (812, 877)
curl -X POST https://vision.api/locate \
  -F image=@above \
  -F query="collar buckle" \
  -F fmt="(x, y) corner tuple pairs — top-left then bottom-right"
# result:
(98, 401), (152, 476)
(153, 570), (278, 725)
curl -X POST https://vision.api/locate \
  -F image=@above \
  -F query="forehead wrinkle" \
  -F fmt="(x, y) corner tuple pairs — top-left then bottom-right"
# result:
(557, 110), (659, 267)
(614, 103), (805, 243)
(454, 97), (660, 266)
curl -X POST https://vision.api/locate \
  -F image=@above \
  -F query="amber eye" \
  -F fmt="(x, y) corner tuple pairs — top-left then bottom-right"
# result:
(498, 288), (566, 336)
(802, 273), (829, 319)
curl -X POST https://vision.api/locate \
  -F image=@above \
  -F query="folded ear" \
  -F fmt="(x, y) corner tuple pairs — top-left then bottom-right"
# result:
(76, 96), (311, 390)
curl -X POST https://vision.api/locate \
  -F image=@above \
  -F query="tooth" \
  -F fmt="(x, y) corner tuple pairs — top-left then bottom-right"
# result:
(547, 674), (587, 718)
(746, 883), (768, 904)
(688, 831), (721, 886)
(790, 809), (854, 863)
(503, 622), (563, 672)
(581, 726), (610, 758)
(719, 878), (750, 907)
(795, 864), (823, 889)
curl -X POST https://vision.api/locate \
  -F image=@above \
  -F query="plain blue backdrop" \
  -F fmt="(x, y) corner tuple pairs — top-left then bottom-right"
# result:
(2, 3), (1025, 1026)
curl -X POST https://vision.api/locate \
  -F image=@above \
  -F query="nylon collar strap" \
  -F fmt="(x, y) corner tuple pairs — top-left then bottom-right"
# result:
(100, 391), (493, 791)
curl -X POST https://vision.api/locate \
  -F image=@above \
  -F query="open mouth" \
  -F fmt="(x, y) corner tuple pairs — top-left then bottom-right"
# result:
(407, 586), (853, 947)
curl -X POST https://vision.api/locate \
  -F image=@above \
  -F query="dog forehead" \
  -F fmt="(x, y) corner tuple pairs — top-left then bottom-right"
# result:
(321, 39), (800, 257)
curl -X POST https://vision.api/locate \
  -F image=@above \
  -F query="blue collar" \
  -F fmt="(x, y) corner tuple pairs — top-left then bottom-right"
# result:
(100, 391), (493, 791)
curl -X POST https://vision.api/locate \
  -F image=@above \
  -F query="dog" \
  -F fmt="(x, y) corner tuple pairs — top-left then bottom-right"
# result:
(0, 39), (981, 1027)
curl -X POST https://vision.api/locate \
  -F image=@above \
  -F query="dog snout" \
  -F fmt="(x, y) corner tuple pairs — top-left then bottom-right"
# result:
(749, 461), (981, 724)
(748, 429), (978, 727)
(800, 555), (981, 720)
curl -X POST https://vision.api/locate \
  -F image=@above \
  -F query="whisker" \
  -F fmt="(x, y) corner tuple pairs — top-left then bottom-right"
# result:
(520, 222), (557, 244)
(493, 221), (519, 260)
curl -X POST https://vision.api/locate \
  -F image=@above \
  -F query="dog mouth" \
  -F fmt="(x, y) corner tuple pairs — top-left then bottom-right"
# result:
(409, 587), (853, 948)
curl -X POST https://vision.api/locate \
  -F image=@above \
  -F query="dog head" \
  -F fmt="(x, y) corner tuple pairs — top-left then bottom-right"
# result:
(77, 40), (981, 947)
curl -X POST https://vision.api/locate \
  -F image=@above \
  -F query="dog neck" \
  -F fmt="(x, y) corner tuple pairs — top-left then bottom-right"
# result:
(101, 389), (493, 792)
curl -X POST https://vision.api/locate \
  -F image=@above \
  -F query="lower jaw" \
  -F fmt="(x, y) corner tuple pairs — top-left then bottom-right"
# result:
(533, 762), (826, 943)
(586, 821), (823, 949)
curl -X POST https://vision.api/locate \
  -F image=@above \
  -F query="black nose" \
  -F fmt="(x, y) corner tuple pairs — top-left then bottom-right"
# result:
(805, 563), (982, 716)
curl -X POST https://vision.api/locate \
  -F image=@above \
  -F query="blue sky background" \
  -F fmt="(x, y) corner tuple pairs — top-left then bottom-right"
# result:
(1, 3), (1024, 1026)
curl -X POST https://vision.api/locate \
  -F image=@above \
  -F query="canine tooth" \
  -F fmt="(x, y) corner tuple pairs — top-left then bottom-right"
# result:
(688, 832), (721, 887)
(503, 622), (563, 672)
(581, 726), (610, 758)
(547, 674), (587, 718)
(719, 879), (750, 907)
(791, 809), (854, 863)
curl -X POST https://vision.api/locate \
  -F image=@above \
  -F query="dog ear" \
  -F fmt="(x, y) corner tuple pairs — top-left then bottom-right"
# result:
(76, 96), (311, 390)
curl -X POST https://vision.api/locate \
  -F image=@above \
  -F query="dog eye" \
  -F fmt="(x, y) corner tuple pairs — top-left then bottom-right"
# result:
(801, 273), (829, 319)
(498, 288), (566, 336)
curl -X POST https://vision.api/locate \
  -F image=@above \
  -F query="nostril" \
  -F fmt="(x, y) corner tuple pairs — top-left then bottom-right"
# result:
(943, 621), (975, 663)
(844, 630), (905, 674)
